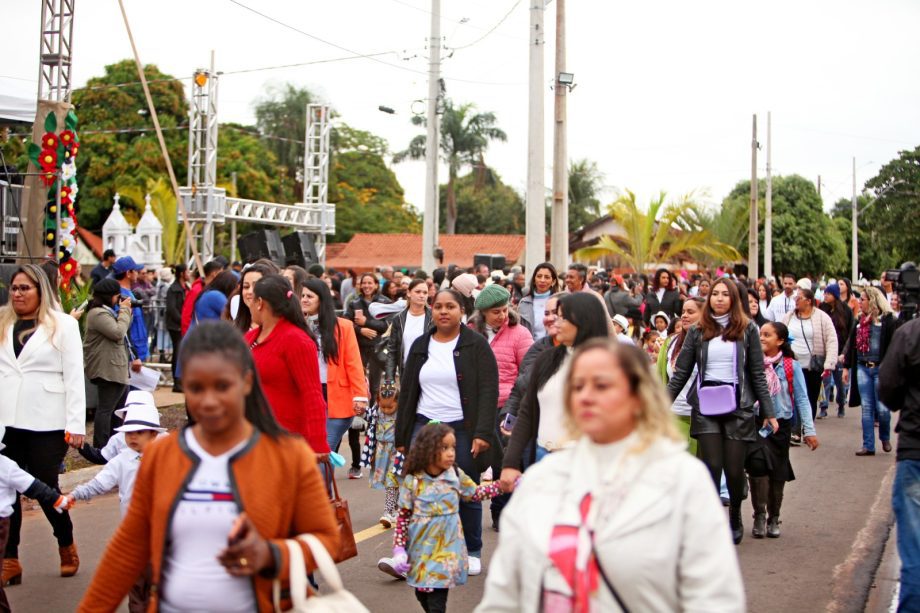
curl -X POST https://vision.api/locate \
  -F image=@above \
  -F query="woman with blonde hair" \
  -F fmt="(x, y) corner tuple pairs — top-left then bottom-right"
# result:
(843, 286), (899, 456)
(0, 264), (85, 584)
(478, 339), (743, 611)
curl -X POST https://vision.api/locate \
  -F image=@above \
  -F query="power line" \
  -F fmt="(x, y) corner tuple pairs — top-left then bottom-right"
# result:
(447, 0), (524, 51)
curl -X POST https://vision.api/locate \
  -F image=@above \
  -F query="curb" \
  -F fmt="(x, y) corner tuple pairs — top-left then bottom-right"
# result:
(59, 464), (104, 491)
(827, 464), (896, 613)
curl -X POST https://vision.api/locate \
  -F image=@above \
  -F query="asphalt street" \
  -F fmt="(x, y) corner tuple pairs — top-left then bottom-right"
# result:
(7, 408), (897, 612)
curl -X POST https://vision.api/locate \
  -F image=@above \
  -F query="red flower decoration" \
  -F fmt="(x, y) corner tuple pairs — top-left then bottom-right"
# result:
(40, 170), (57, 187)
(60, 130), (75, 145)
(39, 148), (57, 170)
(42, 132), (59, 149)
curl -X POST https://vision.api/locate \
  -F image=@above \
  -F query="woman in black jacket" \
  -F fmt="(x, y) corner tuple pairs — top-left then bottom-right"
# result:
(644, 268), (683, 326)
(383, 278), (432, 382)
(394, 288), (499, 573)
(164, 264), (188, 391)
(667, 278), (778, 545)
(345, 273), (391, 400)
(820, 283), (854, 418)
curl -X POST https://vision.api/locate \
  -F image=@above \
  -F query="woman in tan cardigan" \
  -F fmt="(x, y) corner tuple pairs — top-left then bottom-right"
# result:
(78, 321), (339, 612)
(783, 288), (838, 421)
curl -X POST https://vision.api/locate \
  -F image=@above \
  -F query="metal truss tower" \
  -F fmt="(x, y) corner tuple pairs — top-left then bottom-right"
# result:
(303, 104), (332, 261)
(38, 0), (76, 103)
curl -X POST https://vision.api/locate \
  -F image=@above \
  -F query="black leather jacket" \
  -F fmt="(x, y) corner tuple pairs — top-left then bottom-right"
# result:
(667, 321), (775, 418)
(384, 306), (432, 381)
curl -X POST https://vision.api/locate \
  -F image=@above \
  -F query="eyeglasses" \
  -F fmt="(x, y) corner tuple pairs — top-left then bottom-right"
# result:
(9, 285), (36, 294)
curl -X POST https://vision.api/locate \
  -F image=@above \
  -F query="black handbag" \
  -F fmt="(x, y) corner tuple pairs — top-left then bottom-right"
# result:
(798, 316), (825, 372)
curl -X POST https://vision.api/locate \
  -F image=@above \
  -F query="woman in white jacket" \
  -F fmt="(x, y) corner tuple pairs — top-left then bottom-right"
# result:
(0, 264), (85, 585)
(477, 338), (744, 612)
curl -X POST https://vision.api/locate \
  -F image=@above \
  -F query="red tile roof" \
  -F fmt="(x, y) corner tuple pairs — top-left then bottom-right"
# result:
(326, 233), (525, 273)
(75, 226), (103, 259)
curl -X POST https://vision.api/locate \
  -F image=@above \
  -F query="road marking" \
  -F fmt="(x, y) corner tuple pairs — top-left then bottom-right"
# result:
(354, 523), (389, 543)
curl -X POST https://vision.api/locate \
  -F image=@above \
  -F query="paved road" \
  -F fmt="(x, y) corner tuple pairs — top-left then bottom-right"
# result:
(8, 410), (896, 612)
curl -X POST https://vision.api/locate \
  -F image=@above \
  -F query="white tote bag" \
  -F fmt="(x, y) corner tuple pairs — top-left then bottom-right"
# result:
(272, 534), (369, 613)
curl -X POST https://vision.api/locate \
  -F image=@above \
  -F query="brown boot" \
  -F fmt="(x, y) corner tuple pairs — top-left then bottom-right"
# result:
(59, 543), (79, 577)
(1, 558), (22, 586)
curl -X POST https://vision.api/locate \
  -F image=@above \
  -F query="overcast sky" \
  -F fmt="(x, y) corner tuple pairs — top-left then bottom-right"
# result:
(3, 0), (919, 215)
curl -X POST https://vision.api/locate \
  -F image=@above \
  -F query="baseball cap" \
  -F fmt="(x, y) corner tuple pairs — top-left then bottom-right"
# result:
(112, 256), (144, 276)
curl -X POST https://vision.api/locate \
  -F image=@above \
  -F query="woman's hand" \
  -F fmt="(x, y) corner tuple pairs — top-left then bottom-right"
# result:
(764, 417), (779, 436)
(354, 311), (367, 325)
(804, 436), (819, 450)
(65, 432), (85, 449)
(842, 369), (850, 386)
(353, 400), (368, 416)
(471, 438), (490, 458)
(130, 358), (143, 373)
(69, 307), (84, 321)
(218, 513), (273, 577)
(499, 468), (522, 493)
(360, 328), (378, 340)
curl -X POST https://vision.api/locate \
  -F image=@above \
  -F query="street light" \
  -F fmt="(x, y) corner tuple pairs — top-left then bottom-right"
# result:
(557, 71), (576, 91)
(378, 105), (395, 115)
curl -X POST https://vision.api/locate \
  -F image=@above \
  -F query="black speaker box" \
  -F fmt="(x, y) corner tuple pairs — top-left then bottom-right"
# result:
(282, 232), (319, 268)
(473, 253), (506, 271)
(237, 229), (284, 265)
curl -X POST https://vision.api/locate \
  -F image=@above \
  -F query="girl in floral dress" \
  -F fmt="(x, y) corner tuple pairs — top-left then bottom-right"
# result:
(380, 423), (503, 612)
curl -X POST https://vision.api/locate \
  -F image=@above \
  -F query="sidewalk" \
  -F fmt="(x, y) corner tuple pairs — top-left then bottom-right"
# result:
(152, 386), (184, 408)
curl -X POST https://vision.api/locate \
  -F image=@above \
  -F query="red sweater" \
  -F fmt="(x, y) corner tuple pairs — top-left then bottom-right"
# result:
(180, 278), (204, 335)
(245, 319), (330, 453)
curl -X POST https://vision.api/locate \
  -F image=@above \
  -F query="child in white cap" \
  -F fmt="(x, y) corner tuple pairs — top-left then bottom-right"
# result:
(63, 392), (166, 516)
(77, 390), (154, 465)
(0, 424), (68, 606)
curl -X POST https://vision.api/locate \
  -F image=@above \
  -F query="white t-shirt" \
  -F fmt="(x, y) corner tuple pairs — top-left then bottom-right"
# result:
(667, 340), (696, 417)
(531, 294), (549, 340)
(0, 455), (37, 518)
(160, 430), (254, 613)
(705, 338), (737, 384)
(402, 312), (427, 365)
(416, 336), (464, 423)
(537, 352), (574, 450)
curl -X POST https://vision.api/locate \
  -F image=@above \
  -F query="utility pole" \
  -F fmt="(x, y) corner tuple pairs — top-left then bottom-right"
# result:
(764, 111), (772, 281)
(421, 0), (441, 274)
(748, 114), (758, 280)
(524, 0), (546, 272)
(549, 0), (568, 271)
(817, 174), (821, 198)
(852, 157), (858, 282)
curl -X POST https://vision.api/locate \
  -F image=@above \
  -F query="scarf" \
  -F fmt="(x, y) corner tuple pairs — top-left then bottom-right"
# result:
(713, 313), (730, 328)
(856, 314), (872, 354)
(763, 351), (783, 397)
(533, 290), (552, 299)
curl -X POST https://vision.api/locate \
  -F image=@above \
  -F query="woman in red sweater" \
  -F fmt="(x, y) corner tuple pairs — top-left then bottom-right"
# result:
(245, 275), (330, 454)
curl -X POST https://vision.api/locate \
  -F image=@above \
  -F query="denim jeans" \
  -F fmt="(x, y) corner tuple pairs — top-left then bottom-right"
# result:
(821, 365), (847, 410)
(411, 416), (482, 556)
(893, 460), (920, 612)
(858, 364), (890, 452)
(326, 417), (352, 458)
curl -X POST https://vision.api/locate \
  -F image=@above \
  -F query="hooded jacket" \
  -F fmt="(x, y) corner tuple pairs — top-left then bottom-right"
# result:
(384, 306), (432, 381)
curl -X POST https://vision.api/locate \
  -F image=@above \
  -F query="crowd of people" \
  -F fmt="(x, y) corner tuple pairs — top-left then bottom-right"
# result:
(0, 250), (916, 612)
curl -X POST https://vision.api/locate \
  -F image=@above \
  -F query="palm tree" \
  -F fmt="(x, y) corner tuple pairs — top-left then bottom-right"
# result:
(568, 158), (605, 231)
(575, 190), (741, 272)
(394, 99), (507, 234)
(119, 177), (186, 264)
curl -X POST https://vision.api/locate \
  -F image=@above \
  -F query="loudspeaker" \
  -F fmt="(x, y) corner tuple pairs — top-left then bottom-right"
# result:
(473, 253), (506, 271)
(237, 229), (284, 265)
(282, 231), (319, 268)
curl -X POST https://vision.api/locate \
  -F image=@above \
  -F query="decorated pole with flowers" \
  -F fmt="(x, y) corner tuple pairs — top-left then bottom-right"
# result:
(25, 105), (81, 286)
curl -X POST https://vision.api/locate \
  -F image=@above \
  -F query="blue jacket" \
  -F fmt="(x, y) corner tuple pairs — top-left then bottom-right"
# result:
(771, 358), (816, 437)
(118, 287), (148, 361)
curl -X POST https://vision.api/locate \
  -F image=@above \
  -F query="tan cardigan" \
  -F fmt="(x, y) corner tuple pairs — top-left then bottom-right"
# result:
(82, 305), (132, 384)
(783, 307), (839, 371)
(77, 428), (340, 612)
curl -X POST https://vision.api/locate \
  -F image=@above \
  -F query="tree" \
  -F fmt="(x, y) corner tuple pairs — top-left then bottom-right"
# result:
(864, 145), (920, 272)
(567, 158), (605, 231)
(218, 123), (291, 203)
(393, 99), (507, 234)
(720, 175), (847, 277)
(830, 194), (886, 279)
(438, 168), (524, 234)
(253, 83), (314, 201)
(575, 190), (741, 272)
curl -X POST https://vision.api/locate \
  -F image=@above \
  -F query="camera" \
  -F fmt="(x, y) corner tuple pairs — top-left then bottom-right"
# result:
(130, 299), (143, 309)
(884, 262), (920, 320)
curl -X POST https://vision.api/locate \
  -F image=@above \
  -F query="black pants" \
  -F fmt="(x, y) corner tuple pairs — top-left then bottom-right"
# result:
(802, 367), (823, 419)
(415, 588), (448, 613)
(92, 378), (128, 448)
(1, 428), (73, 558)
(168, 329), (182, 381)
(697, 433), (748, 509)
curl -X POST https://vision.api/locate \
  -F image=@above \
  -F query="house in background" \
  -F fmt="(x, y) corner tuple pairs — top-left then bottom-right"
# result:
(102, 193), (164, 270)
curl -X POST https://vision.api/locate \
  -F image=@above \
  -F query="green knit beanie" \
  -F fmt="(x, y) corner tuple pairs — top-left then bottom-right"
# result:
(475, 284), (511, 310)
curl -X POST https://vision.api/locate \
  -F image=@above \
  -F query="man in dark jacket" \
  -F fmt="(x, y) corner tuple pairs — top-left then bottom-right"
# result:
(604, 274), (635, 317)
(165, 264), (188, 391)
(880, 317), (920, 611)
(90, 249), (116, 285)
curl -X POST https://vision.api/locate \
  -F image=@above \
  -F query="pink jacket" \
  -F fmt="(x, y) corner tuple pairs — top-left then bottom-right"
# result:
(476, 321), (533, 408)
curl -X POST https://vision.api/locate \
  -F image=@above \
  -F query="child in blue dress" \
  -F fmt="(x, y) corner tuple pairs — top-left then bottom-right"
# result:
(381, 423), (503, 612)
(362, 382), (403, 527)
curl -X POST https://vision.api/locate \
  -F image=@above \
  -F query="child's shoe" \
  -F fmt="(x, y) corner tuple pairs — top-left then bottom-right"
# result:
(468, 556), (482, 576)
(377, 556), (407, 580)
(379, 513), (397, 529)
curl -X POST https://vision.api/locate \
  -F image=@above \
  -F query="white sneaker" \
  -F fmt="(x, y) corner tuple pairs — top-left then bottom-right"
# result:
(481, 467), (493, 482)
(468, 556), (482, 576)
(379, 513), (397, 528)
(377, 557), (407, 580)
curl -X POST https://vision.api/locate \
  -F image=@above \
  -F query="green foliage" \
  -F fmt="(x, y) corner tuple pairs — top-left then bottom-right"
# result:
(568, 159), (605, 231)
(438, 168), (524, 234)
(253, 84), (314, 200)
(864, 145), (920, 273)
(576, 190), (741, 272)
(394, 99), (507, 234)
(118, 178), (185, 265)
(720, 175), (847, 277)
(830, 195), (886, 279)
(218, 123), (292, 203)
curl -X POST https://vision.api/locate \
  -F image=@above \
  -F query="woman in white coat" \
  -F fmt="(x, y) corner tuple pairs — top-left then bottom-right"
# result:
(477, 338), (744, 612)
(0, 264), (85, 585)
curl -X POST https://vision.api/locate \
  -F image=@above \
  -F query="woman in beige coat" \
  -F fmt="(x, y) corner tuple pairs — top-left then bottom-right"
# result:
(478, 339), (744, 612)
(782, 288), (838, 421)
(83, 279), (133, 448)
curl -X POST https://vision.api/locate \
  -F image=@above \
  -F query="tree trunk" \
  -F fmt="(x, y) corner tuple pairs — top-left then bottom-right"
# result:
(446, 170), (457, 235)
